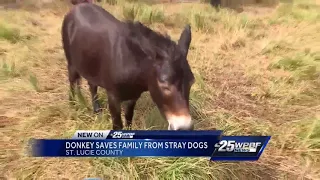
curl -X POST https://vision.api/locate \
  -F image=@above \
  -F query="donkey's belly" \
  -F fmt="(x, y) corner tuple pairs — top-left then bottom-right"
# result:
(73, 56), (107, 88)
(111, 83), (146, 101)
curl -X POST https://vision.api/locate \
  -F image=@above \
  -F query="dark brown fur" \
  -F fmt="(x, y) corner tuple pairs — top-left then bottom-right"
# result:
(62, 4), (195, 130)
(71, 0), (96, 5)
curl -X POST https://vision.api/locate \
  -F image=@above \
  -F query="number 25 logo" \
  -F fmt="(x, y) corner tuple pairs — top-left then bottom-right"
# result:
(216, 140), (235, 152)
(112, 132), (121, 138)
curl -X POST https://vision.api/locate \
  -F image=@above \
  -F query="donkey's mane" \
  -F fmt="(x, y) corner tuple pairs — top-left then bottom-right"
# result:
(126, 21), (177, 54)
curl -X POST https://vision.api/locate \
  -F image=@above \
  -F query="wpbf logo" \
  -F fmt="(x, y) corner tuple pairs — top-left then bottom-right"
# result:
(214, 140), (262, 153)
(110, 131), (135, 139)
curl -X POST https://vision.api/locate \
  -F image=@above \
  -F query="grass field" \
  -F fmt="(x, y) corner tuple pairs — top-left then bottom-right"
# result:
(0, 0), (320, 179)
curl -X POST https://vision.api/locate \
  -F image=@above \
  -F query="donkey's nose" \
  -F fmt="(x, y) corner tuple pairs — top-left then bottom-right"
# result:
(168, 115), (194, 130)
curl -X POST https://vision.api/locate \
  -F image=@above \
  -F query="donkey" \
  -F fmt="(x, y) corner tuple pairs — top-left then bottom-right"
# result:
(71, 0), (99, 5)
(62, 3), (195, 130)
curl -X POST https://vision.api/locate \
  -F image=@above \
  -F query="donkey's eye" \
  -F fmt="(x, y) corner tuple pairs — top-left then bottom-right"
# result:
(158, 78), (166, 83)
(158, 79), (172, 95)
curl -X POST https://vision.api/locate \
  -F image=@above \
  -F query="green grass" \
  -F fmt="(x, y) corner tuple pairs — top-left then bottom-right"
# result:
(0, 61), (28, 80)
(298, 117), (320, 149)
(0, 23), (21, 43)
(122, 3), (141, 21)
(122, 3), (164, 23)
(29, 74), (40, 92)
(272, 1), (320, 23)
(270, 52), (320, 80)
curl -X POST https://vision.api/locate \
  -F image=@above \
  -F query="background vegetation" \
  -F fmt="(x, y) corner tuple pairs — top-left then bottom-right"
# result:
(0, 0), (319, 179)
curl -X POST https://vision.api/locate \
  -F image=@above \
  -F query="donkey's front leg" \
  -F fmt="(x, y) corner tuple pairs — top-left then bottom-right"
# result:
(107, 92), (123, 130)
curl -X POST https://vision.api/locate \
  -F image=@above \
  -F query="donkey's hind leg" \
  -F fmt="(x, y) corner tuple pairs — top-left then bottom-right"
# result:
(88, 82), (101, 113)
(68, 65), (80, 105)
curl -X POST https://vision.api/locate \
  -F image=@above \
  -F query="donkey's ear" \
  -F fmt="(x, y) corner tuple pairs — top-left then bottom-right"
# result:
(178, 24), (192, 57)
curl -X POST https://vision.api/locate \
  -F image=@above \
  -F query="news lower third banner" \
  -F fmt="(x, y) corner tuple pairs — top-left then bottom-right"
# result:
(30, 130), (271, 161)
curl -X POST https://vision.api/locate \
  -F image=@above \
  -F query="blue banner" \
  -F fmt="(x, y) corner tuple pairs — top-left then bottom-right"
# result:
(211, 136), (271, 161)
(29, 130), (270, 161)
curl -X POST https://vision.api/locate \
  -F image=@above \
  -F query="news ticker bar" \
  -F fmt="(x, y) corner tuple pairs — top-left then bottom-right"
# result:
(71, 130), (223, 139)
(30, 130), (271, 161)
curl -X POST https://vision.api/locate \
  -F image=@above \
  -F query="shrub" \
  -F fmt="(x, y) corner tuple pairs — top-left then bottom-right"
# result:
(0, 23), (21, 43)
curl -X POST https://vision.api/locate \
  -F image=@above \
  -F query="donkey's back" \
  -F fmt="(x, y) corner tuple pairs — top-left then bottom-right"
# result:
(62, 3), (127, 88)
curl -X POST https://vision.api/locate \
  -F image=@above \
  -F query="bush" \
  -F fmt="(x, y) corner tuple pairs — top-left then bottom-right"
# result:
(0, 23), (21, 43)
(139, 6), (164, 24)
(122, 3), (164, 24)
(122, 3), (141, 21)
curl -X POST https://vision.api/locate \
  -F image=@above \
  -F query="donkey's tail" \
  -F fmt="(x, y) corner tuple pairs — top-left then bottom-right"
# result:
(61, 13), (72, 65)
